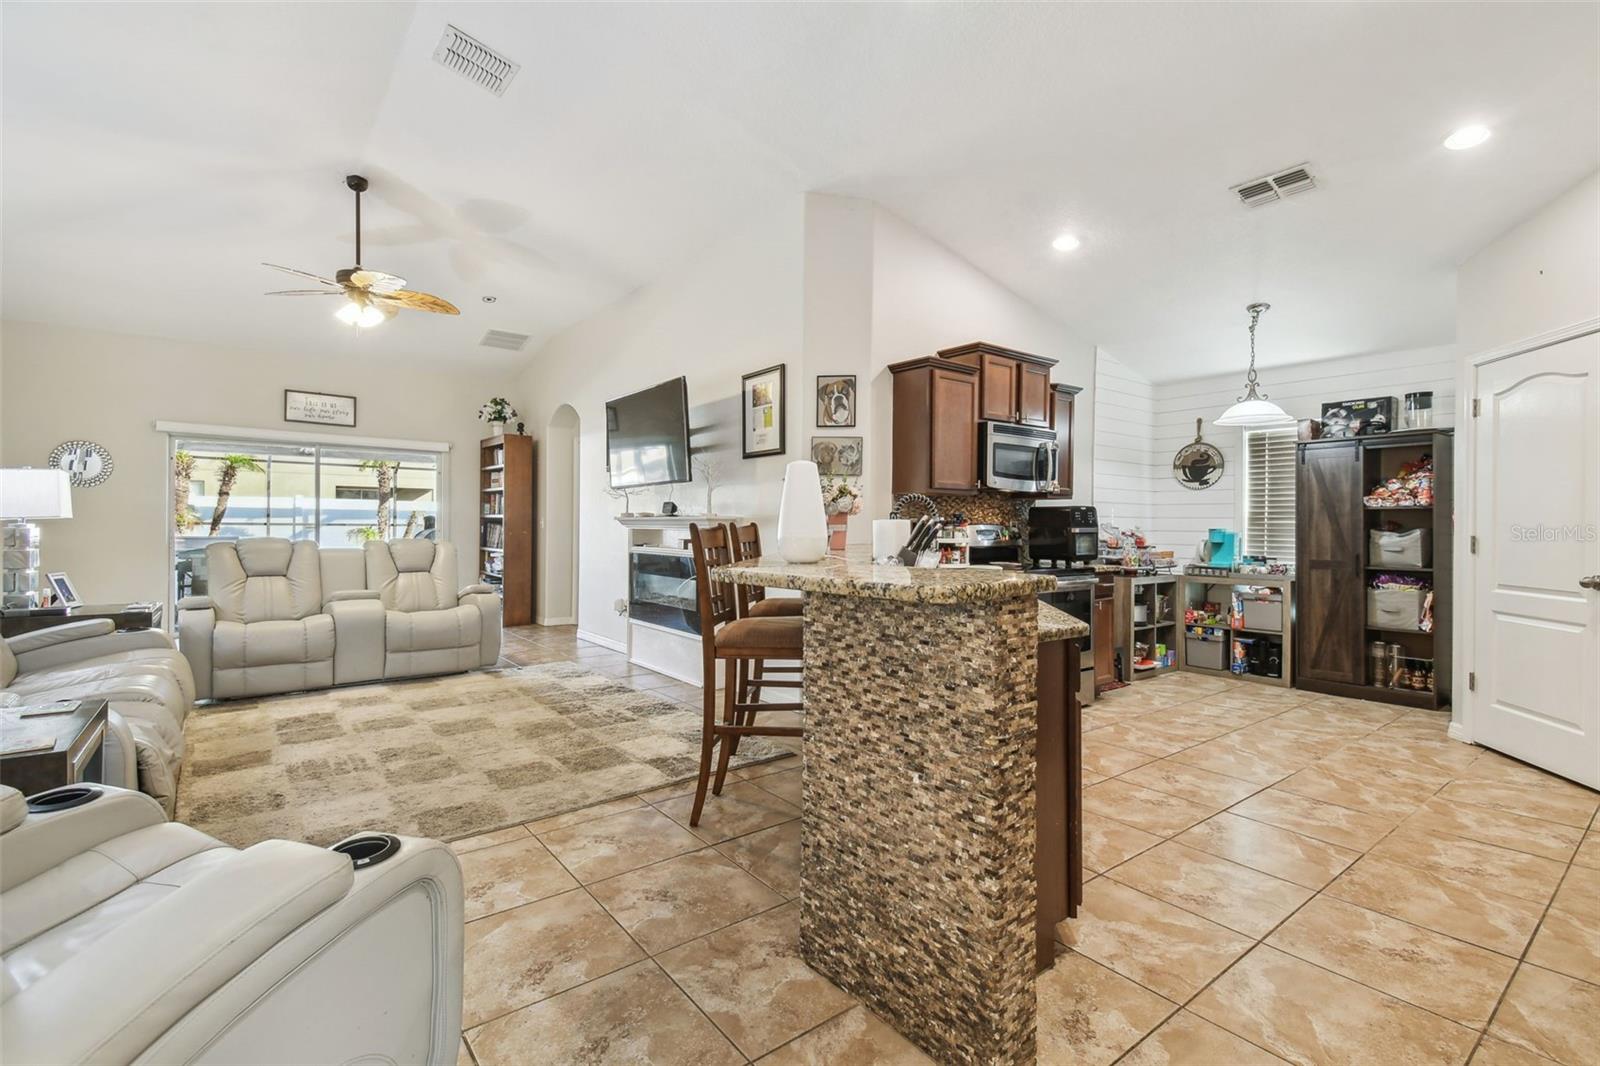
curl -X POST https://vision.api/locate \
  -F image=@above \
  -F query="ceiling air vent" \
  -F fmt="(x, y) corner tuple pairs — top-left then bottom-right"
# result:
(432, 25), (520, 97)
(1232, 163), (1317, 208)
(480, 329), (530, 352)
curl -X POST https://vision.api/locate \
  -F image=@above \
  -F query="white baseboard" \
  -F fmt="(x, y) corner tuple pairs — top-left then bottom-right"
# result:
(536, 615), (577, 627)
(575, 629), (627, 653)
(1447, 721), (1472, 745)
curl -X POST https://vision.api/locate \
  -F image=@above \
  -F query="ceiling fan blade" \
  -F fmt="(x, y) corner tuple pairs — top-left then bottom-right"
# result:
(349, 269), (406, 293)
(262, 262), (340, 287)
(373, 289), (460, 315)
(264, 289), (347, 296)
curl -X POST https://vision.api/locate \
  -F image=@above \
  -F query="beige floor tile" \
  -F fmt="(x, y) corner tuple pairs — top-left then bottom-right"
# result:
(588, 848), (785, 954)
(1108, 840), (1313, 938)
(460, 836), (581, 921)
(655, 780), (801, 844)
(757, 1005), (934, 1065)
(1367, 828), (1568, 905)
(462, 889), (645, 1028)
(1487, 964), (1600, 1066)
(637, 780), (700, 805)
(1060, 878), (1254, 1001)
(1082, 812), (1166, 873)
(1230, 788), (1398, 850)
(1436, 780), (1600, 831)
(656, 903), (855, 1059)
(1119, 758), (1266, 807)
(523, 795), (647, 836)
(1274, 763), (1442, 820)
(1082, 738), (1158, 777)
(1336, 733), (1483, 775)
(1082, 779), (1217, 837)
(754, 768), (801, 805)
(537, 806), (706, 883)
(1082, 721), (1197, 758)
(1525, 906), (1600, 984)
(1552, 866), (1600, 924)
(1168, 738), (1302, 785)
(1266, 895), (1517, 1028)
(741, 753), (802, 779)
(1120, 1009), (1290, 1066)
(1326, 854), (1545, 957)
(1573, 832), (1600, 871)
(466, 959), (742, 1066)
(1176, 812), (1360, 890)
(714, 820), (801, 897)
(1469, 1035), (1564, 1065)
(1402, 797), (1584, 863)
(450, 824), (532, 855)
(1191, 946), (1478, 1066)
(1036, 951), (1175, 1066)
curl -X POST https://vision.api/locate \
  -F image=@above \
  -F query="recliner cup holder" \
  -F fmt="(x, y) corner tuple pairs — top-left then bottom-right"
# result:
(332, 833), (401, 870)
(26, 785), (103, 814)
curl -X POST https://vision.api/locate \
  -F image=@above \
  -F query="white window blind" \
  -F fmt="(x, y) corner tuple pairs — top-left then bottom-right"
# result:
(1244, 428), (1297, 560)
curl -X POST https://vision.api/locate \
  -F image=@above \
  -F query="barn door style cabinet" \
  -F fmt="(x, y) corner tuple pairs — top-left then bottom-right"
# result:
(1294, 429), (1453, 709)
(937, 342), (1058, 428)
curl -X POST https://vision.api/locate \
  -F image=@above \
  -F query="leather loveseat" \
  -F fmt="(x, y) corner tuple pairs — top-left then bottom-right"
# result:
(177, 538), (501, 701)
(0, 782), (464, 1065)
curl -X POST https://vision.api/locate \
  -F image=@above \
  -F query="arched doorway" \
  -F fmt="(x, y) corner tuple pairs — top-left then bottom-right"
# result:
(540, 404), (581, 625)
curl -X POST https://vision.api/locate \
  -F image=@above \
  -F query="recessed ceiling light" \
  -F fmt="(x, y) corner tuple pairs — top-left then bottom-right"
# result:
(482, 296), (497, 303)
(1444, 124), (1492, 150)
(1051, 233), (1081, 252)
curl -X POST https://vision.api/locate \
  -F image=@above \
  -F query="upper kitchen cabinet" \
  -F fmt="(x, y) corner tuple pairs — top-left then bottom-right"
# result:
(937, 342), (1058, 428)
(1045, 383), (1081, 498)
(889, 356), (980, 495)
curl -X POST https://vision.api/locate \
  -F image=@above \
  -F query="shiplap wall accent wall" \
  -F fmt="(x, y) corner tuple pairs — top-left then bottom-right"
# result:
(1091, 348), (1156, 532)
(1147, 343), (1458, 564)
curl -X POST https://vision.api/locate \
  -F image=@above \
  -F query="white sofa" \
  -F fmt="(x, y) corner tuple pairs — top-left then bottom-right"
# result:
(2, 621), (193, 813)
(178, 538), (501, 701)
(0, 782), (464, 1065)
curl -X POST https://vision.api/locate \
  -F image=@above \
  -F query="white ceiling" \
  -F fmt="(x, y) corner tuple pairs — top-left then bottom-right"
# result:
(3, 2), (1596, 377)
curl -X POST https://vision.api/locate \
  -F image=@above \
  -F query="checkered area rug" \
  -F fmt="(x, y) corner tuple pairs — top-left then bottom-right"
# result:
(176, 663), (783, 847)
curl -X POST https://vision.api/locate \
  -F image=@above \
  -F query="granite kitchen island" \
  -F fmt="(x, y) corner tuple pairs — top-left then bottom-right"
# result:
(713, 551), (1086, 1066)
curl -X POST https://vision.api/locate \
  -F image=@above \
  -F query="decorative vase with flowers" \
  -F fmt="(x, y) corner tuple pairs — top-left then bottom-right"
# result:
(478, 398), (519, 437)
(821, 476), (862, 554)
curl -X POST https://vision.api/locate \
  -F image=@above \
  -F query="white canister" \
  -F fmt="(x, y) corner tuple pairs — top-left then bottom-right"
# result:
(775, 460), (829, 563)
(872, 519), (912, 562)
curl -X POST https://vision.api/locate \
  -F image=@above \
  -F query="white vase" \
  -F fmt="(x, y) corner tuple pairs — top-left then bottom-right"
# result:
(775, 460), (828, 563)
(487, 421), (506, 437)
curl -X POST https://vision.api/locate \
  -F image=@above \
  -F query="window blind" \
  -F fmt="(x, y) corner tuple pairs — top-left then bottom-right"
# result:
(1244, 428), (1297, 560)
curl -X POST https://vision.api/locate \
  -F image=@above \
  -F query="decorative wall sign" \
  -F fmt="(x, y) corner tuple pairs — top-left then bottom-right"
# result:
(741, 364), (786, 458)
(811, 436), (863, 477)
(1172, 418), (1224, 490)
(48, 440), (114, 487)
(284, 389), (357, 427)
(816, 374), (857, 428)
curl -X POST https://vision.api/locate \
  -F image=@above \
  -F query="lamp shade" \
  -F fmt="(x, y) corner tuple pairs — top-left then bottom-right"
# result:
(1214, 399), (1297, 428)
(775, 460), (828, 563)
(0, 469), (73, 519)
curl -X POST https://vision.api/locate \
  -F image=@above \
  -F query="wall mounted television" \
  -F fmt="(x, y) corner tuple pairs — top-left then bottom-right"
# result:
(605, 377), (692, 488)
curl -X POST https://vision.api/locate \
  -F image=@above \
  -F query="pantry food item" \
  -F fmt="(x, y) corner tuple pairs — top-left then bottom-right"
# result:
(1364, 454), (1435, 507)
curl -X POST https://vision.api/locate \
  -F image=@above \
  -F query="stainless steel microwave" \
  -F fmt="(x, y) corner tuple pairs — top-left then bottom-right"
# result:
(980, 421), (1060, 494)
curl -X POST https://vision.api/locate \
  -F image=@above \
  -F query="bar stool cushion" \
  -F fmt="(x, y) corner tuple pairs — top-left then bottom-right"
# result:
(746, 598), (804, 619)
(714, 617), (803, 653)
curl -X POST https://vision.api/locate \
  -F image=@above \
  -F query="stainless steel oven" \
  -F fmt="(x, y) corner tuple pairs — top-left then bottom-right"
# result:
(980, 421), (1060, 494)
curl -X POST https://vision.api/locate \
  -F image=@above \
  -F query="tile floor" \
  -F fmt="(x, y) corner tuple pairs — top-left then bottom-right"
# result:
(455, 626), (1598, 1065)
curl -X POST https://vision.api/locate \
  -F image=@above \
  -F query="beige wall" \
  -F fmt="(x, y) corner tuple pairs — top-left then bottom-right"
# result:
(0, 319), (513, 610)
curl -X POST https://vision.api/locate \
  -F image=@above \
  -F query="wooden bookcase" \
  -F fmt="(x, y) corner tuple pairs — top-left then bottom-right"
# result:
(1114, 575), (1181, 681)
(1176, 574), (1295, 688)
(480, 434), (535, 627)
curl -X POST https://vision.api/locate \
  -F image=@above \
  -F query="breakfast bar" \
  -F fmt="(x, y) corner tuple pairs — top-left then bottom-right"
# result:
(713, 551), (1086, 1066)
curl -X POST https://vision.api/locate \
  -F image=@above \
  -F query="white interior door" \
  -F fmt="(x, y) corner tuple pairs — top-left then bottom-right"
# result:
(1473, 330), (1600, 787)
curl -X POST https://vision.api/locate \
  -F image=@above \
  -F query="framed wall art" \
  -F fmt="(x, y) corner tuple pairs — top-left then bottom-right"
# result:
(284, 389), (357, 427)
(811, 436), (863, 477)
(741, 364), (786, 458)
(816, 374), (857, 428)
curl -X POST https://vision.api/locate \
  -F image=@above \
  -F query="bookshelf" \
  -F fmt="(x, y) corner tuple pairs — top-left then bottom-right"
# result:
(481, 434), (534, 627)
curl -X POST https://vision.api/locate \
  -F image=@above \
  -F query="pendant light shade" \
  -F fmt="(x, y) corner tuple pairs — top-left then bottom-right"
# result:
(775, 460), (829, 563)
(1215, 302), (1295, 428)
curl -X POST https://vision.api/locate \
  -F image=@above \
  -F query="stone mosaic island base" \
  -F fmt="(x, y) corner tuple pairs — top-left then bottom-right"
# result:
(715, 553), (1079, 1066)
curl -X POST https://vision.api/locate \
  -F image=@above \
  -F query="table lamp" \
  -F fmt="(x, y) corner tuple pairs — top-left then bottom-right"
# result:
(1, 469), (73, 608)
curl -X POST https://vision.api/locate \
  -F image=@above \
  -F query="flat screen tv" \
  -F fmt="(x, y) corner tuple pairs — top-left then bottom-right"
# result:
(606, 377), (692, 488)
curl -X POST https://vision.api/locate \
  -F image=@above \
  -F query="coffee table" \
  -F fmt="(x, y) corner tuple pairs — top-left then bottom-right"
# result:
(0, 698), (108, 796)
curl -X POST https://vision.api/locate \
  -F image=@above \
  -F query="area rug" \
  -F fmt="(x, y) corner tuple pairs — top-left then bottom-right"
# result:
(175, 662), (788, 847)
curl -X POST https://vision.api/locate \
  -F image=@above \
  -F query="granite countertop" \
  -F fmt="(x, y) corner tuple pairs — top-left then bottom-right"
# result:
(713, 550), (1056, 604)
(1037, 602), (1089, 642)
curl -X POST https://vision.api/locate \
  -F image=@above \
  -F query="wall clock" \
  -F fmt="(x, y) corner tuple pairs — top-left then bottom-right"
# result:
(48, 440), (115, 487)
(1172, 418), (1224, 490)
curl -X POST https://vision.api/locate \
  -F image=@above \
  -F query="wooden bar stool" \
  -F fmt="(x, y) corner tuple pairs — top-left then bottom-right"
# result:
(688, 522), (803, 826)
(729, 522), (803, 708)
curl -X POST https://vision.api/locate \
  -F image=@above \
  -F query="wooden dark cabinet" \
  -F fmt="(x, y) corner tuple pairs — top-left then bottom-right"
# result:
(1019, 363), (1052, 427)
(1092, 596), (1115, 689)
(937, 342), (1058, 427)
(1295, 441), (1364, 685)
(483, 434), (535, 627)
(890, 357), (980, 495)
(1045, 383), (1079, 499)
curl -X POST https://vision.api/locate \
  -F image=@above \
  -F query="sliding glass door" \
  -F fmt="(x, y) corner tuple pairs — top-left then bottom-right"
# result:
(171, 435), (442, 601)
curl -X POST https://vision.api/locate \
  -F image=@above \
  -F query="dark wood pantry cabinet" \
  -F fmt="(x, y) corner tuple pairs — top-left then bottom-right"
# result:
(889, 356), (980, 495)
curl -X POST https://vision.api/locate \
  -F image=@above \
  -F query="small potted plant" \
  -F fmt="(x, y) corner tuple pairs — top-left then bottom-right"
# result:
(478, 398), (518, 436)
(820, 476), (862, 554)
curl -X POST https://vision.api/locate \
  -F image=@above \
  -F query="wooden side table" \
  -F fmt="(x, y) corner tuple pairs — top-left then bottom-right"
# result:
(0, 699), (108, 796)
(1, 603), (163, 638)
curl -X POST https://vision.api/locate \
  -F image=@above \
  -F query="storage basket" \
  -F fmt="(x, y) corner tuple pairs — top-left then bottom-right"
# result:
(1240, 592), (1283, 632)
(1368, 587), (1426, 631)
(1185, 634), (1228, 671)
(1370, 528), (1431, 568)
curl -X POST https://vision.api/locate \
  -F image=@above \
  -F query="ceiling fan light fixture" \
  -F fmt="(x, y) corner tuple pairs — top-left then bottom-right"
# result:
(335, 300), (386, 329)
(1215, 302), (1295, 428)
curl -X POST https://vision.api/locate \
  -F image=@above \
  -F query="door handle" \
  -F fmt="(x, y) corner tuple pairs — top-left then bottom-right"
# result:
(1582, 575), (1600, 590)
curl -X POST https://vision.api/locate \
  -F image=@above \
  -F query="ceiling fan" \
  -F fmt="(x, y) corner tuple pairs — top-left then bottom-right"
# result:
(263, 175), (460, 328)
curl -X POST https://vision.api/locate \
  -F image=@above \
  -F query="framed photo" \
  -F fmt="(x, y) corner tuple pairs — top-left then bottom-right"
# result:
(284, 389), (357, 427)
(816, 374), (857, 428)
(811, 436), (863, 477)
(46, 572), (82, 608)
(741, 364), (787, 458)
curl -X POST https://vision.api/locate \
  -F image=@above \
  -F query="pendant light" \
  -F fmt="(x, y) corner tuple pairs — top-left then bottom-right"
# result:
(1215, 302), (1295, 427)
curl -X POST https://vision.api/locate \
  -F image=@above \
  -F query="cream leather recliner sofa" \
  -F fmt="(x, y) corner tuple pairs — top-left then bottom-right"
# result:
(178, 538), (501, 700)
(0, 782), (464, 1065)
